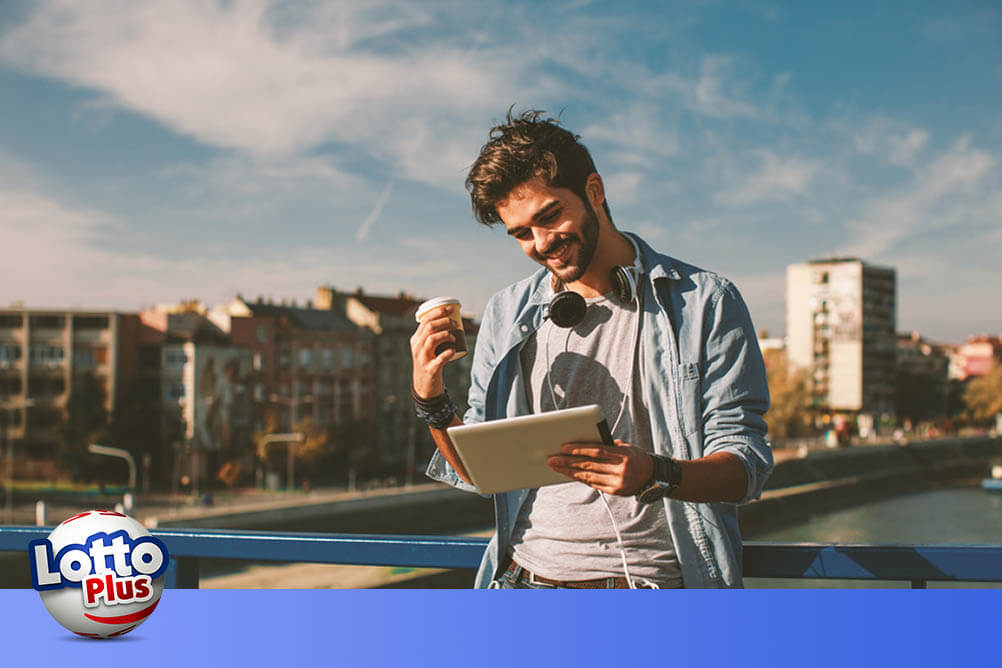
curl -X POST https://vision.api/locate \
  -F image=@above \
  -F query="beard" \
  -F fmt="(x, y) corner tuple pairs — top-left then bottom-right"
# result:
(533, 202), (600, 284)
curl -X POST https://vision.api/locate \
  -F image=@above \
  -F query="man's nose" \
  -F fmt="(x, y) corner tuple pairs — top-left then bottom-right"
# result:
(533, 228), (558, 254)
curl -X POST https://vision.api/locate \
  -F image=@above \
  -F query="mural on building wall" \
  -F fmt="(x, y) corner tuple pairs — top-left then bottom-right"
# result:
(194, 348), (251, 450)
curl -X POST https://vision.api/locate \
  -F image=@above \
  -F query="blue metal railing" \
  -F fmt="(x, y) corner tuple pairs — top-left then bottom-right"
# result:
(3, 526), (1000, 589)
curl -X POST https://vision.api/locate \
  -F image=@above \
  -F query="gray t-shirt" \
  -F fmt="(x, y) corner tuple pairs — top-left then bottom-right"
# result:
(510, 292), (683, 587)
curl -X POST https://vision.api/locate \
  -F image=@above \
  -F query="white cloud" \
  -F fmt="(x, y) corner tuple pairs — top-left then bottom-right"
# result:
(715, 151), (819, 206)
(583, 105), (679, 165)
(0, 188), (124, 304)
(602, 172), (644, 207)
(837, 137), (998, 258)
(161, 154), (361, 199)
(853, 118), (929, 166)
(0, 1), (518, 188)
(661, 56), (761, 120)
(0, 182), (496, 311)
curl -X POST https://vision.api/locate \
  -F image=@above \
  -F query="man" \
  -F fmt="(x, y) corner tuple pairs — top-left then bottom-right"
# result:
(411, 110), (771, 588)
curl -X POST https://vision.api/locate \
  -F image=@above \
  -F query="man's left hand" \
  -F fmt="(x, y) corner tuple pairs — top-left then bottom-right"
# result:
(547, 440), (653, 496)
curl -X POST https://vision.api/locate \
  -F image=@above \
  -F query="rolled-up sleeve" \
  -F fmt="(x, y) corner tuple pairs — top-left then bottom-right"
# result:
(700, 280), (773, 503)
(424, 296), (499, 494)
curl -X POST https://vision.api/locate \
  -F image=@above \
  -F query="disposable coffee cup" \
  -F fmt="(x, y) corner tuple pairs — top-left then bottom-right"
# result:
(416, 296), (468, 360)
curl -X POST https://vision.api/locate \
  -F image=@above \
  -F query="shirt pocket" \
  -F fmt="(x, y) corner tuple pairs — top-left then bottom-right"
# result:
(677, 362), (702, 438)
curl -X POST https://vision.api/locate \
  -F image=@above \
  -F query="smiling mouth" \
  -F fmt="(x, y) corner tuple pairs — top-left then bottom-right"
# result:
(541, 239), (573, 266)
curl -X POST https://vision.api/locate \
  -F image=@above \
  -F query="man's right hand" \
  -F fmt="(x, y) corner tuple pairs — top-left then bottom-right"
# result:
(410, 304), (458, 399)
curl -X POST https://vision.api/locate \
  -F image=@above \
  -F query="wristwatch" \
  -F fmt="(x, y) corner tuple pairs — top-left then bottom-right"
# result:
(635, 454), (683, 504)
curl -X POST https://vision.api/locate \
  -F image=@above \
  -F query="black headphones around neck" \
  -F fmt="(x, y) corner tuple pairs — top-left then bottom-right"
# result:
(546, 235), (643, 328)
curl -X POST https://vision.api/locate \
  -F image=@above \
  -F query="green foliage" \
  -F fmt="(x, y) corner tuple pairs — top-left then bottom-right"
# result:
(58, 373), (110, 481)
(763, 349), (813, 442)
(108, 377), (172, 489)
(963, 365), (1002, 421)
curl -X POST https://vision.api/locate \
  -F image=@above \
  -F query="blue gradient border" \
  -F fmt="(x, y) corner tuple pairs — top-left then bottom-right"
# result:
(0, 590), (996, 666)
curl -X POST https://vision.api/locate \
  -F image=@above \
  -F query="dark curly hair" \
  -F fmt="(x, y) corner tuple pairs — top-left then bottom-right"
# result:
(465, 108), (611, 226)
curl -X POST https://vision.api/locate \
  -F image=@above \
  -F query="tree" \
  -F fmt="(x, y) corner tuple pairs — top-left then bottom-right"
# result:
(108, 377), (171, 490)
(59, 373), (110, 482)
(896, 369), (946, 424)
(253, 412), (329, 487)
(963, 365), (1002, 421)
(763, 349), (813, 443)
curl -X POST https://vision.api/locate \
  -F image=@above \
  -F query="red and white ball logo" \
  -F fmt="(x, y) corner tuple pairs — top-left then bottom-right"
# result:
(29, 510), (168, 638)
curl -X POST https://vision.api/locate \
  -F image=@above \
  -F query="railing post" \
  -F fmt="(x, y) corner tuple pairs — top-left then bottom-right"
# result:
(165, 557), (200, 589)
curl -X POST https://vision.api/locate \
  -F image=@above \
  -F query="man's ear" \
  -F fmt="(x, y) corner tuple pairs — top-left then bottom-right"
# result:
(585, 173), (605, 210)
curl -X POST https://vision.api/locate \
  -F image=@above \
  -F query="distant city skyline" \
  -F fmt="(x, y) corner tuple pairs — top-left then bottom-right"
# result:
(1, 1), (1000, 343)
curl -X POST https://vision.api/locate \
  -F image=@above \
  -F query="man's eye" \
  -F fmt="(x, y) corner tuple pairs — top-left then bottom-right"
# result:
(514, 230), (531, 240)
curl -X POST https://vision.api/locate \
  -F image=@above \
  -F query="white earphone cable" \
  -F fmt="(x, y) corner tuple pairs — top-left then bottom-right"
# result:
(540, 236), (656, 588)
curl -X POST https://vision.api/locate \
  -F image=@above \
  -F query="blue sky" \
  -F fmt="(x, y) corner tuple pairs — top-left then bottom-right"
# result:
(1, 1), (999, 342)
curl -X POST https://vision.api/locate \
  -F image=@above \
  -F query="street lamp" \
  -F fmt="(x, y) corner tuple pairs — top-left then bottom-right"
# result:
(88, 443), (137, 512)
(258, 432), (306, 491)
(2, 398), (35, 524)
(265, 393), (314, 491)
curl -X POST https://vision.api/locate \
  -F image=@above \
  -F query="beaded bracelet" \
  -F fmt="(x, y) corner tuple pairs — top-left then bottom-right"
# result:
(413, 387), (457, 429)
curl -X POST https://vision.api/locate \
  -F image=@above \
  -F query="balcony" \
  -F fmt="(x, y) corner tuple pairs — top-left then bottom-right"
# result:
(27, 330), (66, 345)
(71, 328), (112, 345)
(0, 360), (24, 373)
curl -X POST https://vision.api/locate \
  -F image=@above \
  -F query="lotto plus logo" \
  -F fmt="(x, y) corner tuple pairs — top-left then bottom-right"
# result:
(29, 510), (169, 638)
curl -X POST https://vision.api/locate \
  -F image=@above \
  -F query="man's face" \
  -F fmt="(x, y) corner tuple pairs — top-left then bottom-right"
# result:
(496, 176), (600, 284)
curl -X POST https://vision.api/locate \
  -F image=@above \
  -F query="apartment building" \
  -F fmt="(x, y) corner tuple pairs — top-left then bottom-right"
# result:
(786, 259), (897, 420)
(315, 286), (477, 473)
(0, 308), (141, 457)
(214, 296), (375, 451)
(949, 335), (1002, 381)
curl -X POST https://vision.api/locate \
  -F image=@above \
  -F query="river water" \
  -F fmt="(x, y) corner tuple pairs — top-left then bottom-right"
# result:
(744, 486), (1002, 588)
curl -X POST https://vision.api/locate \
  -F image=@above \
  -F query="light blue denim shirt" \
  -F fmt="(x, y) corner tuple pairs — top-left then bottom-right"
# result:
(426, 233), (772, 588)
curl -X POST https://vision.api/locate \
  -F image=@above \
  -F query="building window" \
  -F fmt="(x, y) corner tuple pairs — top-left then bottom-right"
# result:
(164, 349), (188, 368)
(29, 345), (65, 366)
(74, 348), (95, 368)
(322, 349), (334, 368)
(166, 382), (186, 400)
(254, 383), (265, 401)
(299, 348), (312, 366)
(256, 325), (267, 344)
(252, 352), (263, 371)
(0, 345), (22, 365)
(0, 315), (24, 328)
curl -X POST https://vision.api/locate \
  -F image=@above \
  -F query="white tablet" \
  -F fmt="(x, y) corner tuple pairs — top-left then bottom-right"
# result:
(447, 404), (613, 494)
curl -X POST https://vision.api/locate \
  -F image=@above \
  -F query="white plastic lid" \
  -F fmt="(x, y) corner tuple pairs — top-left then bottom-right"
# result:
(415, 296), (460, 321)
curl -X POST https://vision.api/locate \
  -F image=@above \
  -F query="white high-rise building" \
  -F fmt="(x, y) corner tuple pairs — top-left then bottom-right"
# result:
(786, 259), (896, 418)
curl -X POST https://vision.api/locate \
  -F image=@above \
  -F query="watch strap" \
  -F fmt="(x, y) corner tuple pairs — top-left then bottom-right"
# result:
(651, 454), (682, 489)
(636, 454), (682, 503)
